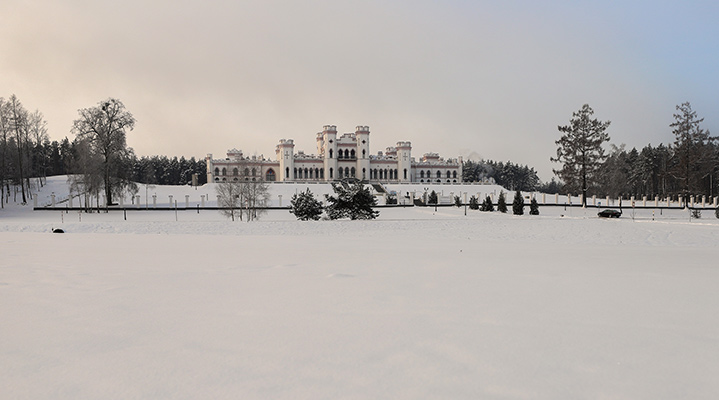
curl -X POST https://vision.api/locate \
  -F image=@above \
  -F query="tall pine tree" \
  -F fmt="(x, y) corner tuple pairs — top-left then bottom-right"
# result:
(551, 104), (611, 206)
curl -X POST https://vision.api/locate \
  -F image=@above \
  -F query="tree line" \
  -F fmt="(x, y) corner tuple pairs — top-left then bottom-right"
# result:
(552, 102), (717, 205)
(1, 95), (206, 208)
(462, 159), (558, 193)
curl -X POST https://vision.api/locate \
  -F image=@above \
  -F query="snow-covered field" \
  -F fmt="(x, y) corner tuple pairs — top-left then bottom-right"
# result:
(2, 177), (719, 399)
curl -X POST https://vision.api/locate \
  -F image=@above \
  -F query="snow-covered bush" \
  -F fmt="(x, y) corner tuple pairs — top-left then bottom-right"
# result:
(325, 181), (379, 220)
(290, 189), (323, 221)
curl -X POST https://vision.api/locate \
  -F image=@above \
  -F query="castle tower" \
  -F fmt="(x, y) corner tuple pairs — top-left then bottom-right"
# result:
(396, 141), (412, 182)
(276, 139), (295, 181)
(205, 154), (214, 182)
(321, 125), (338, 180)
(355, 126), (370, 181)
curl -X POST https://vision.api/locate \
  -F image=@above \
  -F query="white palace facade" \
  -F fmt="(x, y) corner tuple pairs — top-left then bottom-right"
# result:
(206, 125), (462, 184)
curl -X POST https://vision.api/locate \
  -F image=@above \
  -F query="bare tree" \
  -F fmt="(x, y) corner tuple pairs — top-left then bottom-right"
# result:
(71, 98), (136, 206)
(215, 180), (243, 221)
(6, 95), (31, 203)
(241, 179), (270, 221)
(27, 110), (49, 187)
(215, 178), (270, 221)
(68, 138), (103, 211)
(0, 97), (9, 207)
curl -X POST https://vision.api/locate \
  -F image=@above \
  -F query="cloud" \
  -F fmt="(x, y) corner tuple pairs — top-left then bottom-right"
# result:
(1, 0), (717, 181)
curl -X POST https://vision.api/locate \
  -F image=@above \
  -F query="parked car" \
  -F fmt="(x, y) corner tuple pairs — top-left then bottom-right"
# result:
(598, 209), (622, 218)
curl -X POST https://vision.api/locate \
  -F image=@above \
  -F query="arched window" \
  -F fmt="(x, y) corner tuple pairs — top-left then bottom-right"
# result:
(337, 149), (342, 159)
(233, 177), (238, 181)
(436, 171), (441, 178)
(344, 149), (349, 159)
(427, 170), (431, 178)
(453, 171), (457, 178)
(350, 167), (355, 177)
(293, 168), (297, 179)
(214, 167), (220, 176)
(362, 168), (366, 179)
(251, 168), (256, 176)
(404, 169), (407, 179)
(329, 149), (333, 159)
(320, 169), (324, 179)
(214, 177), (219, 182)
(446, 171), (451, 178)
(394, 169), (398, 180)
(266, 169), (276, 181)
(285, 167), (289, 179)
(350, 149), (355, 159)
(221, 168), (226, 176)
(362, 149), (366, 158)
(420, 170), (425, 178)
(244, 168), (250, 176)
(222, 178), (226, 182)
(329, 167), (333, 178)
(233, 168), (238, 176)
(345, 167), (350, 177)
(304, 168), (308, 179)
(309, 168), (313, 179)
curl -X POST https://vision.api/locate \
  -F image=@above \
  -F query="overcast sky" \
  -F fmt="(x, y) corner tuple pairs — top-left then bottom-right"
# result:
(2, 0), (717, 181)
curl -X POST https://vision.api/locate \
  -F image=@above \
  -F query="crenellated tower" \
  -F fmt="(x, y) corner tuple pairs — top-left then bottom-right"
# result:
(396, 141), (412, 181)
(276, 139), (295, 181)
(355, 125), (370, 181)
(321, 125), (338, 180)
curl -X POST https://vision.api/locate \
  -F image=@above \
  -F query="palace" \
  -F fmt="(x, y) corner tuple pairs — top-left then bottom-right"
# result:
(206, 125), (462, 183)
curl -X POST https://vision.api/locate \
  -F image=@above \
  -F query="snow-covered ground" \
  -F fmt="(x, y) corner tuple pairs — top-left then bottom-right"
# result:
(2, 177), (719, 399)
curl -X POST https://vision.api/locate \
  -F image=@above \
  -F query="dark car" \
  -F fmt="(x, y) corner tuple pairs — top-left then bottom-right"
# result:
(598, 209), (622, 218)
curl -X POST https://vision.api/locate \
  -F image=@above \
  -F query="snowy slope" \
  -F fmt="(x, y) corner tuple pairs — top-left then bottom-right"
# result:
(1, 177), (719, 399)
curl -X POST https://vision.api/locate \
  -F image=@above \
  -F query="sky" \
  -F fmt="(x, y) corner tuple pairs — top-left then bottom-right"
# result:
(1, 0), (718, 181)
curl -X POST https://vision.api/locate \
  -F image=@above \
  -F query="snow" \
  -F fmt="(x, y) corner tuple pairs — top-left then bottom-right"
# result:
(2, 177), (719, 399)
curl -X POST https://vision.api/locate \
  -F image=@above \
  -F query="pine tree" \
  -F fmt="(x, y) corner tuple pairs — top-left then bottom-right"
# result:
(551, 104), (611, 206)
(290, 188), (323, 220)
(428, 190), (438, 204)
(512, 190), (524, 215)
(529, 198), (540, 215)
(670, 102), (716, 196)
(454, 195), (462, 207)
(497, 191), (508, 213)
(480, 195), (494, 212)
(325, 181), (379, 220)
(469, 195), (479, 210)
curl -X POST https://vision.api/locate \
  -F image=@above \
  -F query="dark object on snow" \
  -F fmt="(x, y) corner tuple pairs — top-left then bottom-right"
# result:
(598, 209), (622, 218)
(52, 228), (65, 233)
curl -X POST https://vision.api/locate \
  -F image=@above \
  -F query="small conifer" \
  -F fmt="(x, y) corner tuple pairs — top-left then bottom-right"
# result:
(469, 195), (479, 210)
(497, 191), (508, 213)
(529, 198), (540, 215)
(481, 195), (494, 212)
(512, 190), (524, 215)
